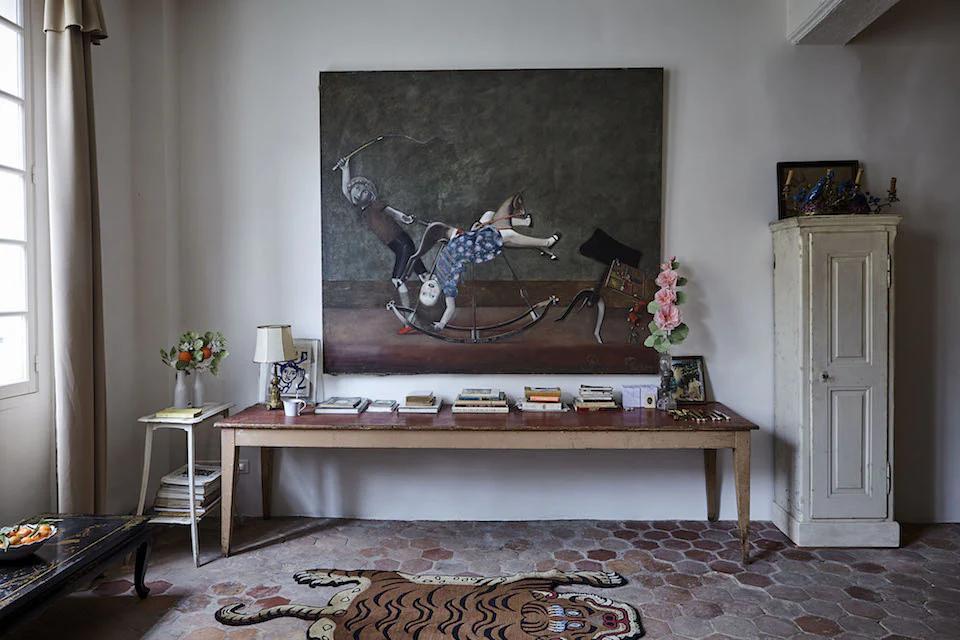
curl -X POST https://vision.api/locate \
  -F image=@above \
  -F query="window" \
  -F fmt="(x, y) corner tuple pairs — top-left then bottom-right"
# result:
(0, 0), (36, 399)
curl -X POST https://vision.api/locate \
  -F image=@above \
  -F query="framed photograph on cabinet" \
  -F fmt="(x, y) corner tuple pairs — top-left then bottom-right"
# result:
(777, 160), (859, 219)
(671, 355), (706, 403)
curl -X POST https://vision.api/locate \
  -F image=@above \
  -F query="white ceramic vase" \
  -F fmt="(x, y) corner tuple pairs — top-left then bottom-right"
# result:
(193, 371), (205, 407)
(173, 370), (191, 408)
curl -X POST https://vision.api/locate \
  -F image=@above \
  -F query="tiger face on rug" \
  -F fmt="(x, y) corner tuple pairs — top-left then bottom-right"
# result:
(215, 569), (644, 640)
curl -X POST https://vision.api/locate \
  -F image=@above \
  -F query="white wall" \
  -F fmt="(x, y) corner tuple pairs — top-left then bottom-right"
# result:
(92, 0), (960, 522)
(93, 0), (182, 513)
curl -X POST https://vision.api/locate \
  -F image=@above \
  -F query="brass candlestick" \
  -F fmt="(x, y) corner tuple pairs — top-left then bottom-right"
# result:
(267, 363), (282, 410)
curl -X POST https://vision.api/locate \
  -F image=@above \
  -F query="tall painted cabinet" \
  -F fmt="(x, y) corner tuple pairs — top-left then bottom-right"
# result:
(771, 215), (900, 547)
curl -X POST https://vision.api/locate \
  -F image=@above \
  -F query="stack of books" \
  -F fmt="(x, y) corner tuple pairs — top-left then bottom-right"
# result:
(153, 462), (221, 519)
(367, 399), (398, 413)
(315, 397), (369, 414)
(399, 390), (441, 414)
(574, 384), (618, 411)
(518, 386), (565, 412)
(452, 388), (510, 414)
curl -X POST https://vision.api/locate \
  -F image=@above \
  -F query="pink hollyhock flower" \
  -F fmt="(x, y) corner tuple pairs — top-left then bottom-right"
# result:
(660, 256), (676, 272)
(654, 287), (676, 306)
(655, 302), (682, 333)
(656, 269), (679, 288)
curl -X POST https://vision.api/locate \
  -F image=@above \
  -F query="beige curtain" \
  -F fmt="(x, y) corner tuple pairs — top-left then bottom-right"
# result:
(44, 0), (107, 513)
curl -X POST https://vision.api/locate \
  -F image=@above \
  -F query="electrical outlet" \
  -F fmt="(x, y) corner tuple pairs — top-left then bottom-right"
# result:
(238, 459), (249, 474)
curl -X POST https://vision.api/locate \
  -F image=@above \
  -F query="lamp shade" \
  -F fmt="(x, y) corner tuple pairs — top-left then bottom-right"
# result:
(253, 324), (296, 363)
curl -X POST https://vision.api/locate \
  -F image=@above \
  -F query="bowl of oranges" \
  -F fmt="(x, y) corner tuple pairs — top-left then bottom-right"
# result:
(0, 521), (58, 561)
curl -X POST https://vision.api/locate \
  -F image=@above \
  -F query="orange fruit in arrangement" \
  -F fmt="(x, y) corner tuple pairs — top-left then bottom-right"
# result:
(202, 347), (212, 359)
(178, 351), (192, 363)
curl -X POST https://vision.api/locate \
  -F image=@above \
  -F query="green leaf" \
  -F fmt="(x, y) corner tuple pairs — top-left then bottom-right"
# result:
(643, 334), (657, 348)
(648, 320), (660, 334)
(675, 291), (687, 304)
(647, 300), (660, 314)
(671, 259), (679, 270)
(676, 277), (688, 287)
(669, 323), (689, 343)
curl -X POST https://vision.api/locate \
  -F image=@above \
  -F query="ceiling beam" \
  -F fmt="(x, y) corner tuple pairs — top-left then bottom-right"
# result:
(787, 0), (900, 45)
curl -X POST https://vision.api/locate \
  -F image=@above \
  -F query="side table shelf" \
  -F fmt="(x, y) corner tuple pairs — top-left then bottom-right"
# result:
(136, 402), (233, 567)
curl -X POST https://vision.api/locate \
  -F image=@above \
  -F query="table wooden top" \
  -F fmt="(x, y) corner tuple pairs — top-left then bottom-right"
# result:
(215, 402), (757, 432)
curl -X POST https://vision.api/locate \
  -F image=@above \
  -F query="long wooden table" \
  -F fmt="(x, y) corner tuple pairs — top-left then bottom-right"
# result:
(215, 402), (758, 562)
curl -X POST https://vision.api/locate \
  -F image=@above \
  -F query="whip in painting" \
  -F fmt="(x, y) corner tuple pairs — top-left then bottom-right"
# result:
(320, 68), (663, 373)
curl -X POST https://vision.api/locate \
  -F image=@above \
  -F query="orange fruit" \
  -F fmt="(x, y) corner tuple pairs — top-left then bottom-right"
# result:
(202, 347), (212, 359)
(178, 351), (192, 363)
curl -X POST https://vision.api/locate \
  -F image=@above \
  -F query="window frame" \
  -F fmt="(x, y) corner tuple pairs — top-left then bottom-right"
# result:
(0, 0), (40, 400)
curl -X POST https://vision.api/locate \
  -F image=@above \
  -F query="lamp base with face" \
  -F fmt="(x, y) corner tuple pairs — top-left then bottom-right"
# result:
(266, 366), (283, 410)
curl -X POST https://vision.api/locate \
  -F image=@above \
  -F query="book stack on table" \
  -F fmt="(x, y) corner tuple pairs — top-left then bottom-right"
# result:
(315, 397), (369, 415)
(399, 390), (441, 414)
(152, 463), (221, 520)
(574, 385), (618, 411)
(452, 388), (510, 414)
(518, 386), (566, 412)
(366, 399), (398, 413)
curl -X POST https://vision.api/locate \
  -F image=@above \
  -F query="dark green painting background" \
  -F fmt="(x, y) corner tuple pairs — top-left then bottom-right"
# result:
(319, 68), (663, 284)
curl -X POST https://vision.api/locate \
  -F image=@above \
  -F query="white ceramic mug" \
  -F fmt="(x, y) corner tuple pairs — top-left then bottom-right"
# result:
(282, 397), (307, 416)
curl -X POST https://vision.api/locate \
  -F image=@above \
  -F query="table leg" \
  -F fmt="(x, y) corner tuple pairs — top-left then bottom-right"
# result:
(136, 426), (155, 516)
(733, 431), (751, 564)
(221, 428), (237, 557)
(704, 448), (719, 522)
(261, 447), (274, 520)
(187, 425), (199, 567)
(134, 540), (151, 598)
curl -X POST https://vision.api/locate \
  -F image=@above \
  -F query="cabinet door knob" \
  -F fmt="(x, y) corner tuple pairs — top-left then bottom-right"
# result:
(821, 371), (830, 382)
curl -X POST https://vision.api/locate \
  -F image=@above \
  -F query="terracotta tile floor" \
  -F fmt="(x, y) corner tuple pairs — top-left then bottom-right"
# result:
(7, 518), (960, 639)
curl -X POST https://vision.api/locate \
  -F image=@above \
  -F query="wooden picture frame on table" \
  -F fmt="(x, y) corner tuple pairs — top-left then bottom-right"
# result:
(777, 160), (859, 219)
(672, 355), (706, 404)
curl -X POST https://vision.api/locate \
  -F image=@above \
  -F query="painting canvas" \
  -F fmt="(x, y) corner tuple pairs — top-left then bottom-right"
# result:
(320, 68), (663, 373)
(776, 160), (859, 219)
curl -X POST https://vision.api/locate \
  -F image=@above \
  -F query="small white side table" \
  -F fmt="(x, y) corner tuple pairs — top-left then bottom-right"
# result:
(136, 402), (234, 567)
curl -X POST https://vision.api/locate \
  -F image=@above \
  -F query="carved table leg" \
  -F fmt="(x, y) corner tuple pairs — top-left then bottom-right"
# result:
(134, 540), (151, 598)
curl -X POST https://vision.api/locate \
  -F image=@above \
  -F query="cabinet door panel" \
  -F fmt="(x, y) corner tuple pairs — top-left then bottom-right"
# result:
(810, 231), (888, 519)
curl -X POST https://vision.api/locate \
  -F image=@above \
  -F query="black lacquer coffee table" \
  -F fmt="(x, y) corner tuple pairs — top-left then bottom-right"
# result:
(0, 514), (152, 634)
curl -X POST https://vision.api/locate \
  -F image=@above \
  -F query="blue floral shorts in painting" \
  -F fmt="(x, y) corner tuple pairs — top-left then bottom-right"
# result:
(433, 226), (504, 298)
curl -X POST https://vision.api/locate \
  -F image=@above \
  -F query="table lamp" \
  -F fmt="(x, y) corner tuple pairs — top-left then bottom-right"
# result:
(254, 324), (296, 410)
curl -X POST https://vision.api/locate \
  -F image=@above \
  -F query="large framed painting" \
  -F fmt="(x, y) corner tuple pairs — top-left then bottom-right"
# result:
(320, 68), (663, 374)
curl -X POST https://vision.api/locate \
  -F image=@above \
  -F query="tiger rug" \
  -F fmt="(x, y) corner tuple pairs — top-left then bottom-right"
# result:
(215, 569), (644, 640)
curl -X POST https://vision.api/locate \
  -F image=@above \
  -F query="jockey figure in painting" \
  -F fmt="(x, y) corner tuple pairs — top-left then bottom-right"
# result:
(334, 156), (428, 316)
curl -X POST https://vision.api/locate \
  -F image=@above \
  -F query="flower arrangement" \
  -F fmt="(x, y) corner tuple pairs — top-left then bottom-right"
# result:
(642, 257), (690, 353)
(161, 331), (229, 375)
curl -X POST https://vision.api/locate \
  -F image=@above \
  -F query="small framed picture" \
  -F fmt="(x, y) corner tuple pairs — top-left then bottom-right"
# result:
(672, 355), (706, 403)
(277, 339), (318, 399)
(777, 160), (859, 219)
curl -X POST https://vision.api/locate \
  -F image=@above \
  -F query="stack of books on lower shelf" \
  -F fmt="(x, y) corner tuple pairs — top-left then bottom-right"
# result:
(152, 462), (221, 520)
(518, 386), (566, 412)
(399, 390), (441, 414)
(315, 396), (369, 414)
(574, 384), (618, 411)
(452, 388), (510, 414)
